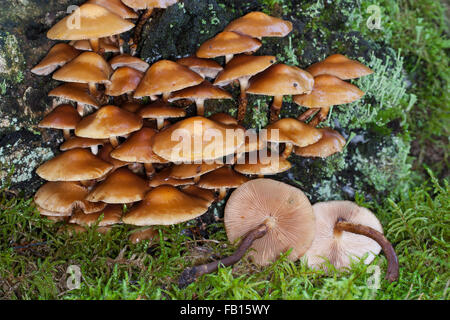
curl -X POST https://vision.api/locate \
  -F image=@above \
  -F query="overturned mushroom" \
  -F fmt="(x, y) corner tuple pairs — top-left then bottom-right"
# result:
(179, 179), (315, 286)
(304, 201), (399, 282)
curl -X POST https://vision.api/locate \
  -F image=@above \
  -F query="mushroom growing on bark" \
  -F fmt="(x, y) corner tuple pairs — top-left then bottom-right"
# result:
(75, 105), (143, 147)
(179, 179), (315, 286)
(168, 81), (233, 116)
(196, 31), (262, 64)
(224, 11), (293, 39)
(246, 64), (314, 123)
(134, 60), (203, 102)
(294, 128), (346, 158)
(47, 3), (134, 53)
(295, 75), (365, 126)
(38, 104), (81, 140)
(214, 54), (276, 123)
(31, 43), (80, 76)
(304, 201), (399, 282)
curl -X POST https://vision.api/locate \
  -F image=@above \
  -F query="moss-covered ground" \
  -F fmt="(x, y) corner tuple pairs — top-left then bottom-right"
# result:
(0, 0), (448, 300)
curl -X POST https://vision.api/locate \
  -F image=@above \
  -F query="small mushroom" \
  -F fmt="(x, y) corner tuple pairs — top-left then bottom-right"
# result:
(294, 128), (346, 158)
(295, 75), (365, 126)
(148, 167), (195, 187)
(86, 167), (150, 203)
(109, 54), (150, 72)
(214, 54), (276, 123)
(69, 204), (123, 227)
(48, 82), (99, 116)
(38, 104), (81, 140)
(36, 148), (113, 182)
(177, 56), (223, 79)
(304, 201), (399, 282)
(196, 31), (262, 64)
(138, 100), (186, 130)
(168, 80), (233, 116)
(122, 185), (210, 226)
(129, 227), (160, 244)
(98, 143), (130, 171)
(134, 60), (203, 102)
(87, 0), (139, 19)
(47, 3), (134, 53)
(196, 166), (249, 200)
(60, 137), (106, 155)
(265, 118), (323, 158)
(306, 54), (374, 79)
(72, 38), (120, 54)
(170, 162), (224, 183)
(234, 151), (292, 178)
(246, 64), (314, 123)
(179, 179), (315, 286)
(31, 43), (80, 76)
(105, 67), (144, 101)
(52, 51), (113, 101)
(75, 105), (143, 147)
(110, 127), (169, 177)
(224, 11), (293, 40)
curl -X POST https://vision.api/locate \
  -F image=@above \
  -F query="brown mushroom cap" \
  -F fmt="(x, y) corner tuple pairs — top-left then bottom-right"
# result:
(36, 148), (113, 181)
(109, 54), (150, 72)
(36, 205), (73, 217)
(47, 3), (135, 40)
(170, 162), (223, 179)
(304, 201), (382, 270)
(149, 167), (195, 187)
(34, 181), (106, 215)
(52, 52), (113, 85)
(75, 105), (143, 139)
(208, 113), (238, 126)
(72, 38), (119, 53)
(138, 100), (186, 120)
(38, 104), (81, 130)
(86, 168), (149, 203)
(266, 118), (323, 147)
(98, 143), (130, 169)
(31, 43), (80, 76)
(225, 179), (315, 265)
(151, 116), (245, 162)
(214, 54), (276, 86)
(224, 11), (293, 38)
(293, 75), (364, 108)
(134, 60), (203, 98)
(110, 127), (168, 163)
(177, 56), (223, 79)
(129, 227), (160, 244)
(236, 130), (266, 154)
(168, 80), (232, 103)
(121, 102), (143, 113)
(196, 31), (262, 59)
(197, 166), (249, 190)
(86, 0), (139, 19)
(180, 185), (216, 204)
(234, 152), (292, 175)
(306, 54), (374, 80)
(48, 83), (99, 108)
(60, 137), (106, 151)
(122, 0), (178, 10)
(122, 185), (210, 226)
(69, 204), (123, 227)
(294, 128), (346, 158)
(105, 67), (143, 96)
(247, 64), (314, 97)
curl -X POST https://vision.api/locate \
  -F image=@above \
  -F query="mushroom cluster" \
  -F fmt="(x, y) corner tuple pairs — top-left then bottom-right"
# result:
(31, 3), (380, 269)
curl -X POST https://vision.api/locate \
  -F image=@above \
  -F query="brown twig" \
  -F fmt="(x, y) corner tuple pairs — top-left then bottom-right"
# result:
(178, 224), (268, 287)
(335, 220), (399, 282)
(132, 8), (154, 55)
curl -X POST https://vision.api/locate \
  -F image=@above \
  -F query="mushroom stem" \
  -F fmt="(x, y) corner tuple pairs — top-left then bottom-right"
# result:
(298, 108), (319, 122)
(133, 8), (154, 53)
(156, 118), (165, 130)
(89, 38), (100, 53)
(281, 143), (293, 158)
(237, 78), (249, 124)
(162, 92), (171, 102)
(270, 95), (283, 123)
(128, 163), (144, 175)
(144, 163), (155, 178)
(76, 103), (85, 117)
(218, 187), (227, 200)
(178, 224), (268, 287)
(334, 220), (399, 282)
(88, 82), (99, 98)
(193, 175), (200, 183)
(109, 136), (119, 148)
(309, 106), (330, 127)
(196, 99), (205, 116)
(90, 145), (99, 155)
(63, 129), (71, 140)
(225, 54), (234, 64)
